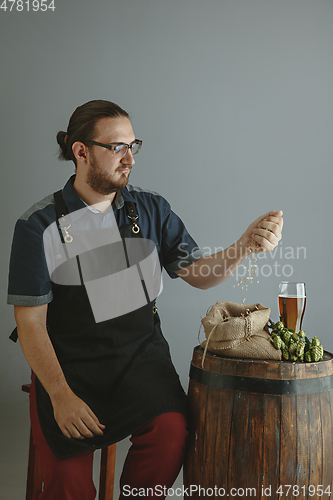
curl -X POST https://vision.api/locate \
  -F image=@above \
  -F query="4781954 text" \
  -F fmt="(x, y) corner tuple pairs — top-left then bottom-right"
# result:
(0, 0), (55, 11)
(275, 485), (331, 497)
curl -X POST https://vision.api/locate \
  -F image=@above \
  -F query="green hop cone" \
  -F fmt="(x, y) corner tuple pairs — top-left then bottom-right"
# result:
(305, 351), (312, 363)
(289, 342), (297, 354)
(312, 337), (320, 347)
(273, 335), (283, 350)
(282, 330), (291, 344)
(292, 332), (300, 342)
(311, 345), (322, 362)
(296, 341), (305, 358)
(276, 321), (284, 331)
(282, 348), (289, 360)
(299, 353), (304, 362)
(311, 344), (324, 361)
(298, 329), (306, 338)
(290, 354), (298, 362)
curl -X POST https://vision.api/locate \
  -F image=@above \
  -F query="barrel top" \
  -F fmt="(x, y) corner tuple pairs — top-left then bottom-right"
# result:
(192, 346), (333, 380)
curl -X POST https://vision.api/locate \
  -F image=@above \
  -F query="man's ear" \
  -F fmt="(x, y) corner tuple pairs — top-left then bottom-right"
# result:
(72, 142), (88, 163)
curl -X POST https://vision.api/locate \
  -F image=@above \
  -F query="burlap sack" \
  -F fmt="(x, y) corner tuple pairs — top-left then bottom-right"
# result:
(200, 301), (282, 361)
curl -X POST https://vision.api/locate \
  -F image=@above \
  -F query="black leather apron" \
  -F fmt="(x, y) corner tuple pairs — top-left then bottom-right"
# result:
(33, 191), (188, 458)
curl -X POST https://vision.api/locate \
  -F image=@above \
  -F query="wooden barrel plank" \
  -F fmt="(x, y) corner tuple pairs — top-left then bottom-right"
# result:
(295, 395), (310, 488)
(214, 387), (234, 492)
(262, 395), (281, 493)
(308, 392), (323, 486)
(247, 392), (265, 492)
(203, 385), (222, 489)
(280, 395), (297, 494)
(228, 391), (252, 490)
(320, 391), (333, 493)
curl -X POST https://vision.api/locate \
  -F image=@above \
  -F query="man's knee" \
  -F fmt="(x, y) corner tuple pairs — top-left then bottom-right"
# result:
(153, 412), (188, 437)
(139, 412), (189, 454)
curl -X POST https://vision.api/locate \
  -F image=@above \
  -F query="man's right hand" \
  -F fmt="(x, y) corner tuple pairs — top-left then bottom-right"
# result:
(51, 386), (106, 440)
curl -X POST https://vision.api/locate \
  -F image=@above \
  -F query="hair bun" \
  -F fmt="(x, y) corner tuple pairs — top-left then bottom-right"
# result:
(56, 131), (69, 160)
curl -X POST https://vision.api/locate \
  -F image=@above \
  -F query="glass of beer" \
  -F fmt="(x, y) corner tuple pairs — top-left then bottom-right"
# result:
(278, 282), (306, 333)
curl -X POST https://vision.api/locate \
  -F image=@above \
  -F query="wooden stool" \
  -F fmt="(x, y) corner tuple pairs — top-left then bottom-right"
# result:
(22, 384), (116, 500)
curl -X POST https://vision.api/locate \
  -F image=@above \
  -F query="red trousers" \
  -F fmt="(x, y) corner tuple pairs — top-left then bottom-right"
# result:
(29, 374), (188, 500)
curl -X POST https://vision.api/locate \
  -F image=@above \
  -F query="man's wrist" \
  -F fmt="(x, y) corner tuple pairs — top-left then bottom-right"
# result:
(48, 378), (71, 401)
(235, 237), (251, 261)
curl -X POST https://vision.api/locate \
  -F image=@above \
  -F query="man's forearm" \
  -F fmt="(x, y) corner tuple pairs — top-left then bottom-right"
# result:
(175, 239), (247, 289)
(15, 306), (70, 399)
(15, 305), (105, 439)
(176, 210), (283, 290)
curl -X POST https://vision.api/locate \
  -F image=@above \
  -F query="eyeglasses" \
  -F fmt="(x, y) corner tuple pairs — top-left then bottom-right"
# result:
(84, 139), (142, 158)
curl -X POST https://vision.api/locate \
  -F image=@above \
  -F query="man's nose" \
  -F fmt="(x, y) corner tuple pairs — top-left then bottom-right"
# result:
(122, 148), (135, 166)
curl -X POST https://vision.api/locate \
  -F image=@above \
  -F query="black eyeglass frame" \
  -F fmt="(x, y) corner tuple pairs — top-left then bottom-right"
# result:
(83, 139), (142, 157)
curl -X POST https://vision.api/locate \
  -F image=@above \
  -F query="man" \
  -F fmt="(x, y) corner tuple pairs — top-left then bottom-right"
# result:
(8, 100), (283, 499)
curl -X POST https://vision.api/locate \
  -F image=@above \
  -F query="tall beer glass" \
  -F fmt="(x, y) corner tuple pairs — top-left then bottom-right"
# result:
(278, 282), (306, 333)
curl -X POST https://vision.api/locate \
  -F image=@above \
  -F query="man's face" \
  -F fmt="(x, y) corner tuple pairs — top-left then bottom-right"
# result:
(86, 116), (136, 195)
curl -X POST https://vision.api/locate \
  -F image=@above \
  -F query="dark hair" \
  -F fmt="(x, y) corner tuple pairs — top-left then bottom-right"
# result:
(56, 100), (130, 165)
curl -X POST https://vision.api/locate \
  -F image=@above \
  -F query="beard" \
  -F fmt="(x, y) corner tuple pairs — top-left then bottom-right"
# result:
(86, 154), (131, 195)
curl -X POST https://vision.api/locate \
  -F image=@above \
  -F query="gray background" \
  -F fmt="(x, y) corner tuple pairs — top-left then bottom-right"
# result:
(1, 0), (333, 498)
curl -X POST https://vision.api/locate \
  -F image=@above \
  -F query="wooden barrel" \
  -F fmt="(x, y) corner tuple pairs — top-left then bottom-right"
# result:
(184, 346), (333, 500)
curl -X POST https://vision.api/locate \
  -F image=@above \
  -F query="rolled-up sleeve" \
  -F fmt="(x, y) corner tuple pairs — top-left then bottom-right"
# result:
(7, 218), (53, 306)
(161, 203), (204, 279)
